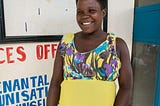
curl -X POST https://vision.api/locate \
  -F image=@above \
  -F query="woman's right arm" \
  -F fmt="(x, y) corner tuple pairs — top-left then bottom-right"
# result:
(47, 44), (64, 106)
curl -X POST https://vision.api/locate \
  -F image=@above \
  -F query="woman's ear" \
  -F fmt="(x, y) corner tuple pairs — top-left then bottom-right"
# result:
(102, 8), (107, 17)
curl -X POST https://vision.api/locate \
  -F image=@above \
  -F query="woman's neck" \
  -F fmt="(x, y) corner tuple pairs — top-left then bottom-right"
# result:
(79, 30), (107, 40)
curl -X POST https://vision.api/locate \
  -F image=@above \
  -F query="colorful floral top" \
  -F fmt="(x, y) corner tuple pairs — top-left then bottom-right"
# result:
(59, 33), (121, 81)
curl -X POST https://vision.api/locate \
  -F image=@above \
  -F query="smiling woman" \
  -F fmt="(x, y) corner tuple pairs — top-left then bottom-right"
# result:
(47, 0), (133, 106)
(76, 0), (107, 32)
(76, 0), (106, 34)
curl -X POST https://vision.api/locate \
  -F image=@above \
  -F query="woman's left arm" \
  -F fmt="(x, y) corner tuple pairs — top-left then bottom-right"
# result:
(114, 38), (133, 106)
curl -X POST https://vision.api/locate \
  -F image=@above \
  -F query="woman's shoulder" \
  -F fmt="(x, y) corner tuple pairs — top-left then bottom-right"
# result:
(107, 32), (126, 43)
(107, 32), (128, 57)
(114, 35), (129, 58)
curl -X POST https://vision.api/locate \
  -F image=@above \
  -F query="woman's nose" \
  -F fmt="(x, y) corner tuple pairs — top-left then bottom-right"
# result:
(81, 12), (90, 19)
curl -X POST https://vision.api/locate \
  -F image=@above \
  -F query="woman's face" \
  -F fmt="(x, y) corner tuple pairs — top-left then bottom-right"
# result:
(76, 0), (106, 34)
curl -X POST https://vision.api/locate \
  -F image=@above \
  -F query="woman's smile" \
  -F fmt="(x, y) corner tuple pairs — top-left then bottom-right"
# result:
(76, 0), (105, 34)
(82, 21), (93, 25)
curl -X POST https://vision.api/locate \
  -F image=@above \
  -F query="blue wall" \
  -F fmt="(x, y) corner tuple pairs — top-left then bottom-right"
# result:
(133, 3), (160, 45)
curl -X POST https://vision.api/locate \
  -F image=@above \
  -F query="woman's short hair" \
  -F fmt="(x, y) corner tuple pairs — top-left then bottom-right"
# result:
(76, 0), (107, 10)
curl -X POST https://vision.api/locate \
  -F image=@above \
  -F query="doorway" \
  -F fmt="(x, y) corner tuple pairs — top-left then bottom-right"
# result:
(131, 3), (160, 106)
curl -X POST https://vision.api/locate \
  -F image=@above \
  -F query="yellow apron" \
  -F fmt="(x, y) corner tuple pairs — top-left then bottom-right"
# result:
(59, 80), (116, 106)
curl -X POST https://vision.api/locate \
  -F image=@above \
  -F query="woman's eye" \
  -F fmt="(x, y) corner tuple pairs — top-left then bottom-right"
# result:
(77, 11), (83, 15)
(89, 9), (96, 13)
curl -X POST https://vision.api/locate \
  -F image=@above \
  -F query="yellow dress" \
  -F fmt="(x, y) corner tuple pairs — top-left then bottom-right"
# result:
(60, 80), (116, 106)
(59, 33), (121, 106)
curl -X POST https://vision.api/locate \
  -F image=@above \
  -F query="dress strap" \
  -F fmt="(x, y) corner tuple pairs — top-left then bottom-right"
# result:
(59, 34), (74, 57)
(107, 33), (118, 57)
(61, 33), (74, 44)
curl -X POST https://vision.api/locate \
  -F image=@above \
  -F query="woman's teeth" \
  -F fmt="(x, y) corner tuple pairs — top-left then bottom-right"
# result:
(82, 22), (91, 25)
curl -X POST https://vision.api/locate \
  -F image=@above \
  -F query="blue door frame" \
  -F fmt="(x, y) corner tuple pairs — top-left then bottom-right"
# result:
(134, 3), (160, 106)
(155, 48), (160, 106)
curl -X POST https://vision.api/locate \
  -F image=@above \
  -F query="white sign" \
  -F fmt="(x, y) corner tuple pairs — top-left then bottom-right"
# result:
(3, 0), (80, 36)
(0, 42), (58, 106)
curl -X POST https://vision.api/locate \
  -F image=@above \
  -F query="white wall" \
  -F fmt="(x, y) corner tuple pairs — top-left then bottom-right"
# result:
(108, 0), (134, 54)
